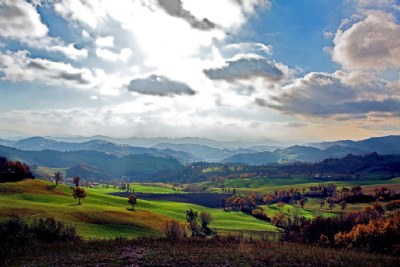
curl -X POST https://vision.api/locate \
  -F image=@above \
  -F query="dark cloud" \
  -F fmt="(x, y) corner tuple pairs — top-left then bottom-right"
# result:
(127, 74), (196, 96)
(204, 57), (284, 81)
(27, 60), (90, 85)
(158, 0), (215, 30)
(266, 72), (400, 118)
(255, 98), (268, 107)
(27, 61), (47, 70)
(56, 73), (90, 85)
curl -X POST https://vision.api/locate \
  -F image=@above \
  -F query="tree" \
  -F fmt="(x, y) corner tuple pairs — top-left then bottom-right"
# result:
(339, 201), (346, 212)
(128, 194), (137, 211)
(320, 200), (326, 209)
(372, 201), (385, 217)
(263, 195), (273, 204)
(54, 171), (62, 186)
(186, 209), (198, 223)
(271, 212), (287, 228)
(199, 211), (213, 236)
(186, 209), (200, 236)
(73, 176), (80, 188)
(327, 198), (335, 212)
(72, 187), (86, 205)
(299, 199), (305, 209)
(385, 200), (400, 214)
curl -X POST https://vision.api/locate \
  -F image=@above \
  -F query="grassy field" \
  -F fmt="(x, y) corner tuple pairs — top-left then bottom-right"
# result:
(0, 179), (276, 239)
(1, 176), (397, 240)
(207, 176), (400, 194)
(85, 183), (182, 194)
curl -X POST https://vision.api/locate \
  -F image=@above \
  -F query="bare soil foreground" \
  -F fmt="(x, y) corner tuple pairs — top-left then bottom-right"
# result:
(111, 192), (232, 208)
(2, 237), (398, 267)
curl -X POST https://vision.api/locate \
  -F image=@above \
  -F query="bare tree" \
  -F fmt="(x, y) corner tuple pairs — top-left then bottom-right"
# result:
(54, 171), (62, 186)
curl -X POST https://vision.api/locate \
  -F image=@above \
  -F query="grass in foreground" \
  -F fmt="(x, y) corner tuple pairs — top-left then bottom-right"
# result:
(2, 237), (398, 267)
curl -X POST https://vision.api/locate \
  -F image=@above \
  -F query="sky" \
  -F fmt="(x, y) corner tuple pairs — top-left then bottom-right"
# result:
(0, 0), (400, 141)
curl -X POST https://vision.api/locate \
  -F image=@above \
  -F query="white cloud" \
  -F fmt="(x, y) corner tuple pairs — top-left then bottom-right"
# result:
(95, 36), (114, 47)
(332, 11), (400, 71)
(0, 50), (93, 88)
(0, 0), (48, 39)
(224, 42), (273, 55)
(0, 0), (87, 60)
(95, 47), (132, 62)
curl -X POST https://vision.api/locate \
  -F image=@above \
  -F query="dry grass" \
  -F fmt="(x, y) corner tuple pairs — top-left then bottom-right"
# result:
(3, 237), (399, 267)
(0, 179), (66, 196)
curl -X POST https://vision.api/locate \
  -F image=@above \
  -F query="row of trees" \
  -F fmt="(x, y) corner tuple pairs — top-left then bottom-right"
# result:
(270, 201), (400, 254)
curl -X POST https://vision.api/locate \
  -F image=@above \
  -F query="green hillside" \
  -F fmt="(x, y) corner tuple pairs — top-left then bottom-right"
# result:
(0, 179), (276, 239)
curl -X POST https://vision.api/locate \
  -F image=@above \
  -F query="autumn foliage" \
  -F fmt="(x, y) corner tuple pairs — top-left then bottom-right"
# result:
(335, 214), (400, 253)
(0, 156), (34, 182)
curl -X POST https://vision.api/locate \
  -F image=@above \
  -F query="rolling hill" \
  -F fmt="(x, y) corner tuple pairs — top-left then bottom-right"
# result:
(0, 145), (184, 181)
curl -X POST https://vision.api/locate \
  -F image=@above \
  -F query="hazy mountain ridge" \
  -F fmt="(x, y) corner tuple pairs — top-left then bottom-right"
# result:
(221, 144), (380, 165)
(0, 145), (184, 181)
(9, 137), (197, 163)
(308, 135), (400, 155)
(153, 143), (257, 162)
(1, 135), (399, 166)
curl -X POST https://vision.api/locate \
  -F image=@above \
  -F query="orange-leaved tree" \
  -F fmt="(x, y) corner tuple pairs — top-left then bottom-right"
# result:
(73, 187), (86, 205)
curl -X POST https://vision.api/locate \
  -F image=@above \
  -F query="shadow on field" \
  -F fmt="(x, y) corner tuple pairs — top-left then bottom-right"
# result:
(111, 192), (232, 208)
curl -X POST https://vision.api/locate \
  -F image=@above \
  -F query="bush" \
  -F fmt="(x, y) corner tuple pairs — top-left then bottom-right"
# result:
(31, 217), (80, 243)
(251, 209), (270, 221)
(0, 214), (33, 246)
(161, 220), (187, 240)
(0, 215), (80, 246)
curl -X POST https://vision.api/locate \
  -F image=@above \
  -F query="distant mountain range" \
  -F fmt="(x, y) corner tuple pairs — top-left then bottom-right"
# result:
(0, 135), (399, 167)
(0, 145), (183, 181)
(222, 135), (400, 165)
(2, 137), (197, 162)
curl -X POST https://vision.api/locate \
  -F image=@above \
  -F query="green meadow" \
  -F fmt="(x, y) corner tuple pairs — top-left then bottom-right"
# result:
(1, 177), (396, 240)
(206, 176), (400, 194)
(0, 179), (275, 239)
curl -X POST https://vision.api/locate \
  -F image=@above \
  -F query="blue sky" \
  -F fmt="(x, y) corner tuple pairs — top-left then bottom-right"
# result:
(0, 0), (400, 141)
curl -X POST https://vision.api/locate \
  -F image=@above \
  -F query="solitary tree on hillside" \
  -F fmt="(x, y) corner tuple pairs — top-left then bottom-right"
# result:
(73, 176), (80, 188)
(128, 194), (137, 211)
(73, 187), (86, 205)
(54, 171), (62, 186)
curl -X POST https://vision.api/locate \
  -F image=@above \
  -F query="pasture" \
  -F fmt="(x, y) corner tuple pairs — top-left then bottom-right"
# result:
(0, 179), (276, 239)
